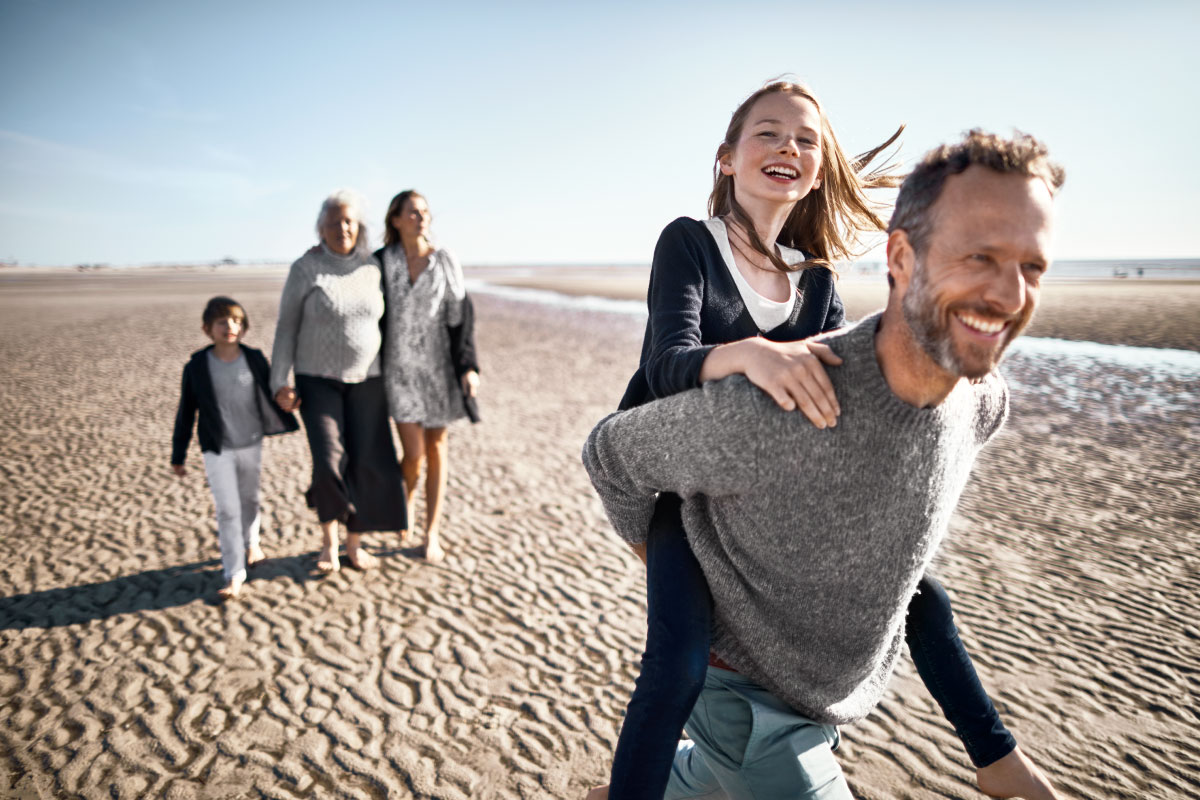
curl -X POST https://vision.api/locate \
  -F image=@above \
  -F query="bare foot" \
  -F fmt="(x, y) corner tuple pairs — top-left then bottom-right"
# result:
(217, 574), (244, 601)
(317, 521), (340, 573)
(246, 545), (266, 568)
(316, 545), (340, 573)
(977, 746), (1062, 799)
(423, 539), (446, 564)
(398, 529), (413, 546)
(347, 546), (378, 570)
(585, 786), (610, 800)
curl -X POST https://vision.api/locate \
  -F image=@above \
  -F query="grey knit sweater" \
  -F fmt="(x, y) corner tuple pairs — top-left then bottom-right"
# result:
(270, 245), (385, 391)
(582, 313), (1008, 725)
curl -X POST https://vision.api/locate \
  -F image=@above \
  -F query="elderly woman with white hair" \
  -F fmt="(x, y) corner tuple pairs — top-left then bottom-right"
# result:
(270, 189), (407, 571)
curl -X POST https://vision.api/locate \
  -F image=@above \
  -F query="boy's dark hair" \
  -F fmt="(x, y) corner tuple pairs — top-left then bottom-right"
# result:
(202, 296), (249, 331)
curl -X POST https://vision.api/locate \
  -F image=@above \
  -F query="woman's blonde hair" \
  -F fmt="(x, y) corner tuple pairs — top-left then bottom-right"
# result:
(708, 80), (902, 272)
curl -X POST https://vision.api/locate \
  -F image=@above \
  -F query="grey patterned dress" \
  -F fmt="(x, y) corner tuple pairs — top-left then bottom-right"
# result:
(381, 245), (467, 427)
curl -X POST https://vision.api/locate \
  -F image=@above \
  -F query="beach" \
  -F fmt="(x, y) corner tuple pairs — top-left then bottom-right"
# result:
(475, 265), (1200, 352)
(1, 267), (1197, 799)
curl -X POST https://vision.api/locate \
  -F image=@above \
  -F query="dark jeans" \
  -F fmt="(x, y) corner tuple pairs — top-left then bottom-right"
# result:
(609, 494), (711, 799)
(906, 573), (1016, 767)
(609, 497), (1015, 799)
(296, 374), (406, 533)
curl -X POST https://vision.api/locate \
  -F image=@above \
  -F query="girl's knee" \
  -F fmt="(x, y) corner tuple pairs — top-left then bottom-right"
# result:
(912, 574), (956, 626)
(907, 574), (960, 650)
(641, 642), (709, 707)
(677, 652), (709, 703)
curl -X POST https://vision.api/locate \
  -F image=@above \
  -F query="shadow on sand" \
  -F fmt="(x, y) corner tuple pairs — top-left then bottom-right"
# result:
(0, 544), (423, 631)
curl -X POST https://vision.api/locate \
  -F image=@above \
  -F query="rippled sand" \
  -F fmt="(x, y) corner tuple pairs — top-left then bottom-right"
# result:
(0, 268), (1196, 798)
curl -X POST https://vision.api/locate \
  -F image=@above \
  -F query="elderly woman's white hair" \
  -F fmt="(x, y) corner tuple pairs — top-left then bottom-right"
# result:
(316, 189), (371, 256)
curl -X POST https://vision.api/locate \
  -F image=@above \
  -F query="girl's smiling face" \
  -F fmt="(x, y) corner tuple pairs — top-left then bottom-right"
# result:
(720, 91), (823, 212)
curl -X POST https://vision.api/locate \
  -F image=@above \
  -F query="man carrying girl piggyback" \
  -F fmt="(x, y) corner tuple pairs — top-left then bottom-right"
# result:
(171, 296), (299, 600)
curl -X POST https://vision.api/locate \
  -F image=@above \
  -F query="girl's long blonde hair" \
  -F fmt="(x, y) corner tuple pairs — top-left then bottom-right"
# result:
(708, 80), (902, 273)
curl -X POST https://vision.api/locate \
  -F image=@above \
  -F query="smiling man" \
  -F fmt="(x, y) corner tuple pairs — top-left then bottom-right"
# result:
(582, 130), (1064, 799)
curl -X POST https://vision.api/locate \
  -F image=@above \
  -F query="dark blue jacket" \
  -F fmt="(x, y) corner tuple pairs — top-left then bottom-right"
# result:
(171, 344), (299, 465)
(619, 217), (845, 410)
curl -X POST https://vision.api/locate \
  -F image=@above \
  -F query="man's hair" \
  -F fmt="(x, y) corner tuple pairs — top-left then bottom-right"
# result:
(202, 296), (248, 331)
(888, 129), (1065, 258)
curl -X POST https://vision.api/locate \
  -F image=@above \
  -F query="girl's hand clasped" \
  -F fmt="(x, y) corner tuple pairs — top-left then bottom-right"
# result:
(735, 337), (843, 428)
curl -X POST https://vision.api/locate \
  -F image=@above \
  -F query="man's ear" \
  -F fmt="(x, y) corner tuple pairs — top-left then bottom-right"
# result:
(886, 229), (915, 294)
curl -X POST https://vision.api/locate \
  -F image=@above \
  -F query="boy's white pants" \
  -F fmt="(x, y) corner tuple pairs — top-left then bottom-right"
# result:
(202, 442), (262, 583)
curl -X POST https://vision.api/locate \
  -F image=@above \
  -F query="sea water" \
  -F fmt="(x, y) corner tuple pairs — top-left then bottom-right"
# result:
(464, 276), (1200, 424)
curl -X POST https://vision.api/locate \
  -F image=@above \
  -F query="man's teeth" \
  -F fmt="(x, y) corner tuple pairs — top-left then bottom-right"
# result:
(764, 166), (798, 178)
(955, 312), (1006, 335)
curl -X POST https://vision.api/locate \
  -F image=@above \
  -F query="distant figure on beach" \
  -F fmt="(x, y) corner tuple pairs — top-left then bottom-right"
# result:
(377, 190), (481, 564)
(170, 296), (299, 599)
(583, 87), (1063, 800)
(270, 190), (407, 572)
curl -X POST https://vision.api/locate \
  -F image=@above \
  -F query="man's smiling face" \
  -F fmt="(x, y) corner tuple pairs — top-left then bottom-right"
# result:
(899, 165), (1056, 380)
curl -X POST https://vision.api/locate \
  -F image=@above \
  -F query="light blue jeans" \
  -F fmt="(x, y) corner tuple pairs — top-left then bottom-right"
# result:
(665, 666), (853, 799)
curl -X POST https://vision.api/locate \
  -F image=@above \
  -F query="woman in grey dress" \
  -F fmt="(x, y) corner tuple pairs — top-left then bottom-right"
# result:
(377, 190), (480, 562)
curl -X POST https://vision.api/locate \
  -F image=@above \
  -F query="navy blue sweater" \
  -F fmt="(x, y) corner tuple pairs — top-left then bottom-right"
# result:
(619, 217), (845, 410)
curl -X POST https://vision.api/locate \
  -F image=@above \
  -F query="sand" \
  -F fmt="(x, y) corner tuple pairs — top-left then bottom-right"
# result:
(0, 268), (1197, 799)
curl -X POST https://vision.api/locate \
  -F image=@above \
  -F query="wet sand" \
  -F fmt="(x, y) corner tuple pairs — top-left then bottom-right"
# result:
(476, 267), (1200, 352)
(1, 268), (1197, 799)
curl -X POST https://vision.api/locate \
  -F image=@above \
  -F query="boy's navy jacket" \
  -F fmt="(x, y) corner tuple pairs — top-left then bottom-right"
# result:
(171, 344), (299, 465)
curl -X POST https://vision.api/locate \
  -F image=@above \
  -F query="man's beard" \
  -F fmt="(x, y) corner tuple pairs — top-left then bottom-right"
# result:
(901, 262), (1029, 380)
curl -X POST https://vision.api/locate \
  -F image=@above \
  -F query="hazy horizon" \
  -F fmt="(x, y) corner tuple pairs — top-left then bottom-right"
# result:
(2, 0), (1198, 265)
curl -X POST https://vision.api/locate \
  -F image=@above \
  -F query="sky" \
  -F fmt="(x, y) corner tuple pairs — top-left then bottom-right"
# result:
(1, 0), (1197, 266)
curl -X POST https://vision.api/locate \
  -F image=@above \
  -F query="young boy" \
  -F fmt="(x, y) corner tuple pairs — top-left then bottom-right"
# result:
(171, 296), (299, 600)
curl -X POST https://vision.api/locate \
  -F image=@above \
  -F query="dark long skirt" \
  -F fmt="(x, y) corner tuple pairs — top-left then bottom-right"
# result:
(295, 374), (407, 533)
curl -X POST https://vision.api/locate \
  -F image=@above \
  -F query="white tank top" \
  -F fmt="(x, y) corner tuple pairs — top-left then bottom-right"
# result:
(702, 217), (804, 332)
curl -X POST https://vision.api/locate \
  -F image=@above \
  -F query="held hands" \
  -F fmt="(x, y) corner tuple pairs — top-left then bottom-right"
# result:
(461, 370), (480, 398)
(275, 386), (301, 412)
(706, 337), (843, 429)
